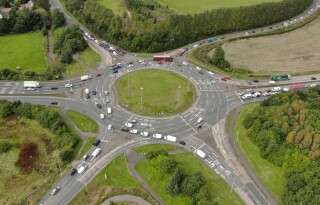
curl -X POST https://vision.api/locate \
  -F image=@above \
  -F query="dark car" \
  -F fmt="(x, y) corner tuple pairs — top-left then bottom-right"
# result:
(69, 168), (77, 176)
(96, 73), (102, 77)
(112, 70), (118, 74)
(269, 26), (273, 29)
(50, 102), (58, 105)
(51, 87), (58, 90)
(179, 140), (186, 145)
(92, 90), (97, 95)
(311, 77), (317, 80)
(198, 71), (204, 75)
(96, 103), (102, 109)
(121, 127), (129, 132)
(197, 125), (202, 129)
(253, 79), (259, 83)
(93, 139), (101, 146)
(85, 94), (90, 99)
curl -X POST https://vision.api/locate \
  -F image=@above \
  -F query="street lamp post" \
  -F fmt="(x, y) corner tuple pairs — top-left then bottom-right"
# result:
(177, 85), (181, 108)
(140, 87), (143, 109)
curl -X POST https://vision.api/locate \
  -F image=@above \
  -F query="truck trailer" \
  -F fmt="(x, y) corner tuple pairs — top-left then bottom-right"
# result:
(81, 75), (92, 81)
(164, 135), (177, 143)
(23, 81), (41, 88)
(270, 74), (291, 81)
(153, 55), (173, 62)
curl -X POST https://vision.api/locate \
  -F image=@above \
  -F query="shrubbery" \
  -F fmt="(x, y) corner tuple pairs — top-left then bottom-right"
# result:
(15, 142), (39, 173)
(243, 86), (320, 204)
(66, 0), (312, 52)
(0, 100), (80, 165)
(0, 141), (13, 153)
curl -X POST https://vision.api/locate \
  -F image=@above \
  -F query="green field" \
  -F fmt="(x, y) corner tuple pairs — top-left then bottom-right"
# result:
(0, 117), (76, 204)
(115, 69), (196, 116)
(0, 32), (47, 72)
(156, 0), (281, 14)
(79, 47), (101, 67)
(134, 144), (182, 154)
(64, 60), (87, 78)
(232, 103), (285, 204)
(94, 0), (124, 15)
(70, 154), (156, 205)
(135, 147), (245, 205)
(66, 110), (99, 133)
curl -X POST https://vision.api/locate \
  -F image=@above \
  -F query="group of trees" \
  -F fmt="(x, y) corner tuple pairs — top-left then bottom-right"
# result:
(243, 86), (320, 204)
(0, 100), (80, 164)
(65, 0), (312, 52)
(210, 46), (231, 70)
(53, 25), (88, 64)
(0, 0), (65, 35)
(145, 150), (217, 205)
(0, 68), (62, 80)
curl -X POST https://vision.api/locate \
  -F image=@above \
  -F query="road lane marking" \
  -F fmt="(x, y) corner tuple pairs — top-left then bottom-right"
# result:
(179, 116), (198, 133)
(235, 91), (244, 104)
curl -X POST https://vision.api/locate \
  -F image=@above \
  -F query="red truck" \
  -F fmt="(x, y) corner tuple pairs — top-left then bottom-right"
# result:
(153, 55), (173, 62)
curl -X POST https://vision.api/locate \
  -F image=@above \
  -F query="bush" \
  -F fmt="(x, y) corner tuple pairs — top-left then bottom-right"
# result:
(145, 150), (168, 160)
(0, 141), (13, 153)
(59, 149), (74, 163)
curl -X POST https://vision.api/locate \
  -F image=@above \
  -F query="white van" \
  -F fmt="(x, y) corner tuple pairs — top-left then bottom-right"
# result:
(107, 107), (112, 114)
(92, 148), (101, 157)
(100, 114), (105, 119)
(153, 133), (162, 139)
(77, 165), (88, 174)
(164, 135), (177, 142)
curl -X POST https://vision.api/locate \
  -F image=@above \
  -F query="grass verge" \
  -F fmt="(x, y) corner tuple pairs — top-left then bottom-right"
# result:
(136, 150), (245, 205)
(78, 47), (101, 68)
(69, 154), (157, 205)
(78, 137), (96, 159)
(0, 32), (47, 72)
(94, 0), (124, 15)
(66, 110), (99, 133)
(64, 60), (87, 78)
(134, 144), (182, 154)
(115, 69), (196, 116)
(232, 103), (285, 204)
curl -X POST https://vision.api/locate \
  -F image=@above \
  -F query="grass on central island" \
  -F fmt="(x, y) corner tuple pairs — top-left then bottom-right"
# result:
(115, 69), (196, 116)
(66, 110), (99, 133)
(0, 32), (47, 72)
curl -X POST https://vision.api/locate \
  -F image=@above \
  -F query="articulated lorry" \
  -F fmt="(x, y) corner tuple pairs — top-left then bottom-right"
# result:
(23, 81), (41, 88)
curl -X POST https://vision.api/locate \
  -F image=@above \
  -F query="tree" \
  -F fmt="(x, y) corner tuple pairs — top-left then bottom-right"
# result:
(34, 0), (50, 12)
(51, 9), (66, 28)
(182, 172), (206, 196)
(287, 174), (305, 193)
(0, 141), (13, 153)
(59, 149), (74, 163)
(160, 158), (177, 174)
(209, 46), (230, 69)
(167, 167), (184, 196)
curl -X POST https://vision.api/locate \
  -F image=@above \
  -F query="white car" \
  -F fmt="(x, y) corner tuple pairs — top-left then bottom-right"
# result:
(108, 124), (112, 130)
(130, 120), (137, 123)
(138, 59), (144, 63)
(100, 114), (105, 119)
(272, 87), (281, 92)
(130, 129), (138, 134)
(197, 117), (203, 123)
(77, 165), (88, 174)
(153, 133), (162, 139)
(51, 186), (61, 195)
(269, 80), (276, 84)
(283, 87), (290, 92)
(125, 122), (133, 128)
(26, 87), (34, 91)
(182, 62), (188, 66)
(140, 122), (150, 127)
(195, 66), (201, 71)
(140, 132), (149, 137)
(65, 84), (73, 88)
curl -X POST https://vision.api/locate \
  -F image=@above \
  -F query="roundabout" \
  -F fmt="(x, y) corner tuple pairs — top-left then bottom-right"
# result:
(115, 69), (196, 117)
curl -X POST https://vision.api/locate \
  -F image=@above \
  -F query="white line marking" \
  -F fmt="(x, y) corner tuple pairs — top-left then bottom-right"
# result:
(234, 91), (244, 104)
(180, 116), (198, 133)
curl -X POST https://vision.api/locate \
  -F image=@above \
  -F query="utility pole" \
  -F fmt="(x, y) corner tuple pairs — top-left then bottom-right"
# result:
(177, 85), (181, 108)
(140, 87), (143, 109)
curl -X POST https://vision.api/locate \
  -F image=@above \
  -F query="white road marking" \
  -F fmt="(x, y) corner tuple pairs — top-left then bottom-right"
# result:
(180, 116), (198, 133)
(234, 91), (244, 104)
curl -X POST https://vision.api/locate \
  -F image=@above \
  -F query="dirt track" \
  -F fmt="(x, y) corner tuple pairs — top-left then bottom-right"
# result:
(222, 15), (320, 74)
